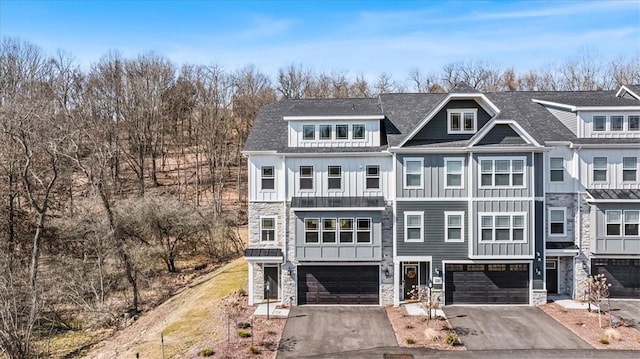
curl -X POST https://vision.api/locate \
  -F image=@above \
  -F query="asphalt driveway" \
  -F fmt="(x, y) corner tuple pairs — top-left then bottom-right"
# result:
(276, 306), (397, 358)
(608, 300), (640, 328)
(444, 306), (591, 350)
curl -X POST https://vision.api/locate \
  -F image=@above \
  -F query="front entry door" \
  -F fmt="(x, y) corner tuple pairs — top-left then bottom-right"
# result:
(403, 264), (418, 299)
(264, 265), (278, 300)
(546, 260), (558, 294)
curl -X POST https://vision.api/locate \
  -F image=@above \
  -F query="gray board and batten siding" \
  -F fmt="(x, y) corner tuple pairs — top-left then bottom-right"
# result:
(294, 211), (383, 261)
(405, 99), (492, 146)
(472, 200), (534, 257)
(476, 124), (527, 146)
(396, 201), (468, 289)
(396, 154), (468, 198)
(592, 203), (640, 254)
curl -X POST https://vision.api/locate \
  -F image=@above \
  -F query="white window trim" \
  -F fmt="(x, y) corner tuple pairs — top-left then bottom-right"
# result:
(593, 115), (607, 132)
(352, 124), (366, 140)
(549, 157), (564, 183)
(299, 166), (314, 192)
(321, 218), (337, 244)
(592, 156), (608, 183)
(478, 156), (527, 188)
(447, 108), (478, 134)
(610, 115), (624, 131)
(404, 211), (424, 243)
(622, 157), (638, 183)
(479, 212), (527, 242)
(629, 115), (640, 131)
(336, 124), (349, 140)
(403, 158), (424, 189)
(444, 211), (465, 243)
(319, 124), (333, 140)
(260, 216), (277, 242)
(260, 166), (275, 192)
(356, 217), (372, 244)
(365, 165), (380, 190)
(444, 157), (464, 189)
(302, 124), (316, 141)
(338, 217), (355, 244)
(548, 207), (567, 237)
(304, 218), (320, 243)
(605, 210), (622, 237)
(624, 210), (640, 237)
(327, 165), (342, 191)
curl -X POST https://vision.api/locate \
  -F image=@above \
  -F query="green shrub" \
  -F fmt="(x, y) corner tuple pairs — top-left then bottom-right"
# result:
(446, 332), (461, 346)
(599, 337), (610, 345)
(405, 338), (415, 344)
(238, 330), (251, 338)
(200, 348), (215, 357)
(249, 346), (261, 354)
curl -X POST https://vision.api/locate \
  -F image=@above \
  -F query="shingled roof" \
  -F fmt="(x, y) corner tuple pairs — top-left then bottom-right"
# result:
(243, 86), (639, 152)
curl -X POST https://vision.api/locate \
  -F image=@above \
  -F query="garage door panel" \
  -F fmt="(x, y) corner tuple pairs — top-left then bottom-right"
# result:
(445, 263), (530, 305)
(298, 265), (379, 305)
(592, 259), (640, 298)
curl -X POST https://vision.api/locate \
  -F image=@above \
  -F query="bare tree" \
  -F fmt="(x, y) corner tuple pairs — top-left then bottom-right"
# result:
(276, 63), (313, 99)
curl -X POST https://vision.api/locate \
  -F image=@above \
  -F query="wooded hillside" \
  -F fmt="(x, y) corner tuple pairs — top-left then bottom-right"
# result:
(1, 37), (638, 358)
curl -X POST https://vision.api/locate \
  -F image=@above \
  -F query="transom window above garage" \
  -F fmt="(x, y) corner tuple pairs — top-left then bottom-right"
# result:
(606, 210), (640, 237)
(447, 108), (477, 134)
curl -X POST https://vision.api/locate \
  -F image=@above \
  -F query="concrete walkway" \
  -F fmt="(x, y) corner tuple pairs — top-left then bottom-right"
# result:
(252, 301), (290, 318)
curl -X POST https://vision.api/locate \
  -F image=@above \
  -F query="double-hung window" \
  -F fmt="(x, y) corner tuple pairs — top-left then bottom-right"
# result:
(623, 157), (637, 182)
(327, 166), (342, 190)
(304, 218), (319, 243)
(611, 115), (624, 131)
(299, 166), (314, 190)
(404, 158), (423, 188)
(625, 211), (640, 236)
(260, 217), (276, 242)
(322, 218), (337, 243)
(444, 158), (463, 188)
(303, 125), (315, 140)
(339, 218), (354, 243)
(480, 214), (525, 241)
(366, 165), (380, 189)
(352, 124), (365, 139)
(629, 115), (640, 131)
(593, 116), (606, 131)
(549, 208), (566, 236)
(356, 218), (371, 243)
(404, 212), (424, 242)
(606, 211), (622, 236)
(593, 157), (608, 182)
(445, 212), (464, 242)
(261, 166), (275, 190)
(480, 158), (525, 187)
(549, 157), (564, 182)
(447, 109), (477, 134)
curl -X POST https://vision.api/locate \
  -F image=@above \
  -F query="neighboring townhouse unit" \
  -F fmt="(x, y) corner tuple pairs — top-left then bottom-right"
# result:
(243, 83), (640, 307)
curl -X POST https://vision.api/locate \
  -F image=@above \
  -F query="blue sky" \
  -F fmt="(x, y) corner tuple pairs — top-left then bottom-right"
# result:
(1, 0), (639, 80)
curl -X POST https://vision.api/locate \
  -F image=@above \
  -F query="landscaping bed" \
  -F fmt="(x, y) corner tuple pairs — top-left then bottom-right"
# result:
(541, 302), (640, 350)
(385, 306), (465, 350)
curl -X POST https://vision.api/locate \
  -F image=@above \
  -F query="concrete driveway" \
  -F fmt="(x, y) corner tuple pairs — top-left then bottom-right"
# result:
(608, 300), (640, 328)
(444, 306), (591, 350)
(276, 306), (397, 358)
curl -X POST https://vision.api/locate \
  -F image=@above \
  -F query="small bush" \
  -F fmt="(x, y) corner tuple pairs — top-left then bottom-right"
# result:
(249, 346), (261, 355)
(604, 328), (621, 342)
(599, 337), (610, 345)
(237, 288), (247, 296)
(446, 332), (461, 346)
(406, 338), (416, 344)
(424, 327), (440, 342)
(238, 330), (251, 338)
(200, 348), (215, 357)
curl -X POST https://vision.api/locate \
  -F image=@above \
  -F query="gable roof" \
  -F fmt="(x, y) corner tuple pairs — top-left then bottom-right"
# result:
(532, 90), (640, 109)
(615, 85), (640, 101)
(466, 119), (542, 148)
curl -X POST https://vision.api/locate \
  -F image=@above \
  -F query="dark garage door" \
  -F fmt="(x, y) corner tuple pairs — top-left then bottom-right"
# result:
(592, 259), (640, 298)
(445, 263), (530, 305)
(297, 265), (379, 304)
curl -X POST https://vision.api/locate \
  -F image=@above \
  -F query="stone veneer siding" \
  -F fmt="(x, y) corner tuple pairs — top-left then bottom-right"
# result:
(574, 194), (592, 299)
(532, 289), (547, 306)
(248, 202), (286, 248)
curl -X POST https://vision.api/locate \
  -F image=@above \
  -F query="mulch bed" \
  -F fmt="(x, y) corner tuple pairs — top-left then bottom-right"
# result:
(385, 307), (465, 350)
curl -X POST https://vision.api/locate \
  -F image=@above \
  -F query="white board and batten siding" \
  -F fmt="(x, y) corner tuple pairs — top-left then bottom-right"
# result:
(287, 120), (380, 147)
(249, 155), (285, 202)
(578, 111), (640, 138)
(579, 149), (640, 190)
(285, 156), (392, 200)
(546, 146), (576, 193)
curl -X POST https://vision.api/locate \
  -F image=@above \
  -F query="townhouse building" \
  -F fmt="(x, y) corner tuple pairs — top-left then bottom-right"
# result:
(243, 84), (640, 307)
